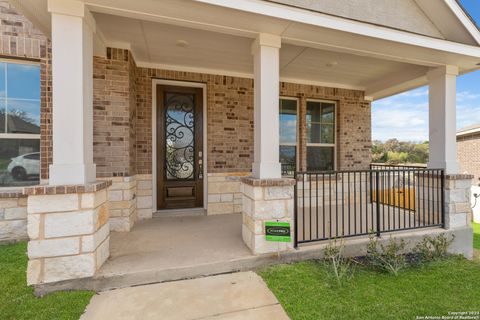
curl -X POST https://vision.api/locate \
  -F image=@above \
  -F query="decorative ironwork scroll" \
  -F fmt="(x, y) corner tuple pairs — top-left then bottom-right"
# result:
(165, 93), (195, 180)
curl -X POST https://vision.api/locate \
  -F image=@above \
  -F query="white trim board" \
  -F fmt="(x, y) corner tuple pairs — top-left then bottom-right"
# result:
(151, 79), (208, 212)
(137, 61), (366, 91)
(195, 0), (480, 58)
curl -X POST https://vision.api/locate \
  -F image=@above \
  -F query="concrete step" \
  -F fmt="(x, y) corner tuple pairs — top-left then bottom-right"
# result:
(153, 208), (206, 218)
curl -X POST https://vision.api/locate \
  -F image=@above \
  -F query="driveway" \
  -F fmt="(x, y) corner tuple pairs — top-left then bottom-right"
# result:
(81, 271), (290, 320)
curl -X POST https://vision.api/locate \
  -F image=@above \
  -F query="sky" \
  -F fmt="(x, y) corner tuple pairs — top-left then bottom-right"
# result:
(372, 0), (480, 142)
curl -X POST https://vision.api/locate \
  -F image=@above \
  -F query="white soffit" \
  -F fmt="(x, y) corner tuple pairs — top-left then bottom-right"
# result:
(94, 12), (428, 91)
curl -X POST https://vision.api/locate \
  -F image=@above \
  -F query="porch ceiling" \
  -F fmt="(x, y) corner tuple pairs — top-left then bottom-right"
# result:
(95, 12), (427, 92)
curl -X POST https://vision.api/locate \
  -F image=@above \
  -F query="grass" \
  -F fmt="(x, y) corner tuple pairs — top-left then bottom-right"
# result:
(0, 242), (95, 320)
(260, 257), (480, 320)
(0, 158), (10, 172)
(474, 223), (480, 250)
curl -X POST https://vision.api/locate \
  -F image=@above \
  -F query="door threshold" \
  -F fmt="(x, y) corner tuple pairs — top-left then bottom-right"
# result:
(153, 208), (207, 218)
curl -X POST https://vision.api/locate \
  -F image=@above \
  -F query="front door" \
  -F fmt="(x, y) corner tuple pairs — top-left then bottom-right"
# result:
(156, 85), (204, 210)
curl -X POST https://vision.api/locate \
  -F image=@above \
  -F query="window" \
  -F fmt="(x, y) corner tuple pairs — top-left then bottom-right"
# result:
(306, 100), (336, 171)
(279, 98), (298, 176)
(0, 61), (41, 187)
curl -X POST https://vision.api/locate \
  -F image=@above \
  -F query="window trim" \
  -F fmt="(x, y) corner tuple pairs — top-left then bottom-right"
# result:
(279, 96), (299, 175)
(0, 59), (41, 190)
(306, 99), (337, 171)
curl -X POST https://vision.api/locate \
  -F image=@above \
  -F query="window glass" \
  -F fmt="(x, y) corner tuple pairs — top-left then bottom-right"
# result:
(0, 61), (40, 187)
(280, 146), (296, 176)
(7, 63), (40, 100)
(0, 139), (40, 187)
(279, 99), (297, 144)
(307, 101), (335, 144)
(0, 63), (5, 98)
(306, 100), (336, 171)
(279, 99), (297, 176)
(321, 103), (335, 123)
(307, 146), (335, 171)
(6, 100), (40, 134)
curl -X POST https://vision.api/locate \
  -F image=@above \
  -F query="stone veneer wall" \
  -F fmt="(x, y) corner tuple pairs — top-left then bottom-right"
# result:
(0, 193), (27, 243)
(136, 174), (153, 219)
(102, 176), (136, 232)
(99, 174), (152, 231)
(207, 173), (248, 215)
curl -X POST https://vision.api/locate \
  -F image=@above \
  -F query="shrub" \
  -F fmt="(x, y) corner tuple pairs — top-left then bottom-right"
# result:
(413, 234), (455, 262)
(324, 240), (354, 285)
(365, 235), (406, 276)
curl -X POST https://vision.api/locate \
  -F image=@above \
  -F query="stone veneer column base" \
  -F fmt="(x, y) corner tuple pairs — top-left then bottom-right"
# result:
(24, 181), (111, 285)
(444, 174), (473, 229)
(241, 177), (296, 255)
(444, 174), (474, 259)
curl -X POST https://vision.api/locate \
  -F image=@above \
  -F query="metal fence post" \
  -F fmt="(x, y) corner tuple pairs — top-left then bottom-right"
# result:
(375, 171), (381, 237)
(294, 171), (298, 248)
(441, 170), (445, 228)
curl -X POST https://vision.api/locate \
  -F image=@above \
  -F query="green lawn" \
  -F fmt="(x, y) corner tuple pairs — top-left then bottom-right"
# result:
(260, 257), (480, 320)
(0, 158), (10, 172)
(0, 242), (94, 320)
(474, 223), (480, 250)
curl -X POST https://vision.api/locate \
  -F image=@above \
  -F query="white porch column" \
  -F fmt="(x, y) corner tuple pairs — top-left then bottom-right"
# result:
(427, 65), (460, 174)
(251, 34), (282, 179)
(48, 0), (96, 185)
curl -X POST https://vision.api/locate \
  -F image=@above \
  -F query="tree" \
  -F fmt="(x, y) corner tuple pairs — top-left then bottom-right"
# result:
(372, 140), (429, 164)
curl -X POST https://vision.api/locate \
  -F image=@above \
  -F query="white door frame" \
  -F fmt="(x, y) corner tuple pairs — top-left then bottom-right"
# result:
(151, 79), (208, 211)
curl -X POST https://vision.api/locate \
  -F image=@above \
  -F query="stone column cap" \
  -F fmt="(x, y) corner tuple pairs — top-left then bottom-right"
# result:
(23, 180), (112, 196)
(241, 176), (295, 186)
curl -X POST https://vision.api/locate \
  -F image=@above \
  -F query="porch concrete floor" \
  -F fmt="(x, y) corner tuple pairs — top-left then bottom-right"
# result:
(94, 214), (253, 289)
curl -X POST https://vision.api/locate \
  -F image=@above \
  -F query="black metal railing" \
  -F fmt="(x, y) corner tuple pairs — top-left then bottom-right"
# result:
(294, 167), (445, 247)
(370, 163), (426, 170)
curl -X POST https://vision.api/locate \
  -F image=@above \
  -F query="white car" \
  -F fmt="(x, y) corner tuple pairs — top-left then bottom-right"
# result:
(7, 152), (40, 181)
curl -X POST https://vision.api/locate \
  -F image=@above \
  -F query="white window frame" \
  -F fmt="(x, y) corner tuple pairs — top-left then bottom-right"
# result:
(279, 96), (299, 175)
(0, 59), (41, 189)
(305, 99), (337, 171)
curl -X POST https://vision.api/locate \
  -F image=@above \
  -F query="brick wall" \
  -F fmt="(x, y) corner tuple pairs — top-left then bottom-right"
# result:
(0, 1), (52, 180)
(93, 48), (136, 177)
(135, 67), (254, 174)
(457, 133), (480, 186)
(133, 64), (371, 175)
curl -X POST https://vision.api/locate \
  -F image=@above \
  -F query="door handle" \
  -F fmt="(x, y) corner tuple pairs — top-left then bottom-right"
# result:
(198, 159), (203, 180)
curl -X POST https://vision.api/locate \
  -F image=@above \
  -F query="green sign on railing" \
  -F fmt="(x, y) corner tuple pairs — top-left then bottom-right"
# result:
(265, 221), (291, 242)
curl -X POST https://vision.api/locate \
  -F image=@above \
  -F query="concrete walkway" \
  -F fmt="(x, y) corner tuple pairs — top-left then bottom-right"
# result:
(81, 271), (290, 320)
